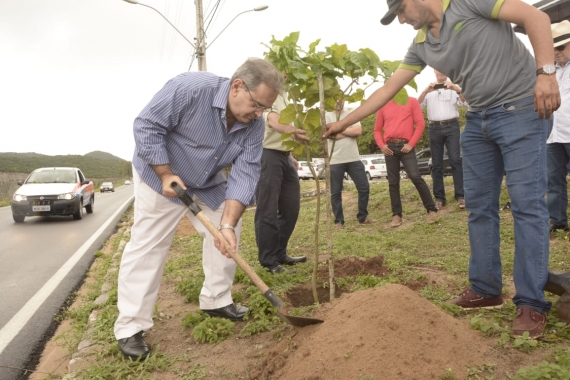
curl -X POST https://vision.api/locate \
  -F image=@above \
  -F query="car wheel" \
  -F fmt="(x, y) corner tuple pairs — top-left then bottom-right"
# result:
(86, 195), (94, 214)
(73, 200), (84, 220)
(366, 172), (372, 181)
(13, 213), (25, 223)
(399, 170), (408, 179)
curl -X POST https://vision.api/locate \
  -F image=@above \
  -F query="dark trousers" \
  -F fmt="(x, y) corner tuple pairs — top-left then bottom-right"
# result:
(255, 149), (300, 269)
(330, 160), (370, 224)
(385, 143), (437, 216)
(429, 121), (464, 202)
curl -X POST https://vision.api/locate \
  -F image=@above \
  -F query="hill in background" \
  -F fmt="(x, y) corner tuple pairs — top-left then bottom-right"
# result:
(0, 151), (132, 179)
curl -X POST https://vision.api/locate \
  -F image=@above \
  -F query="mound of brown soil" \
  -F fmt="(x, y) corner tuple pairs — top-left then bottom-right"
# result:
(256, 284), (494, 380)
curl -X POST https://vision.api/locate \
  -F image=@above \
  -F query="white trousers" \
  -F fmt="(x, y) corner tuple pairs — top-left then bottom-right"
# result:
(114, 170), (241, 339)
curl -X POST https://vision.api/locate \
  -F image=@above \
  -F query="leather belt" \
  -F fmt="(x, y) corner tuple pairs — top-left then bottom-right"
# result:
(387, 138), (408, 144)
(430, 118), (458, 126)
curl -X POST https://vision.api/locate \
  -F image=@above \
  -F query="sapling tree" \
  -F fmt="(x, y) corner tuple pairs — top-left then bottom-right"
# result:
(263, 32), (416, 302)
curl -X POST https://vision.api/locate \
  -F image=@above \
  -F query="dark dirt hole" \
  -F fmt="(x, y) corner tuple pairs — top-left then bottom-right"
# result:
(286, 256), (388, 307)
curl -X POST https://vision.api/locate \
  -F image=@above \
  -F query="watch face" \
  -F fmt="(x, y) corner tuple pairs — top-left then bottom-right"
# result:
(544, 64), (556, 74)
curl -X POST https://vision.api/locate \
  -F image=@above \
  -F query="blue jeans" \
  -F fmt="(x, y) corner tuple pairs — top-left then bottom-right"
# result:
(429, 121), (464, 202)
(461, 96), (551, 313)
(547, 142), (570, 226)
(330, 160), (369, 224)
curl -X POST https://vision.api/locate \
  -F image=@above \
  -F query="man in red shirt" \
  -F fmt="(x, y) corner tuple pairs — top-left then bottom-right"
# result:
(374, 98), (438, 227)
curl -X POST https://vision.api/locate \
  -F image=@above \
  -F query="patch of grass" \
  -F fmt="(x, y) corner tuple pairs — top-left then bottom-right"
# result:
(515, 347), (570, 379)
(175, 276), (205, 303)
(181, 310), (209, 329)
(192, 317), (234, 343)
(74, 351), (176, 379)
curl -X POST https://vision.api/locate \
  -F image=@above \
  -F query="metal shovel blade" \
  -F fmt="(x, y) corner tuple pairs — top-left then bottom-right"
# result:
(171, 182), (323, 327)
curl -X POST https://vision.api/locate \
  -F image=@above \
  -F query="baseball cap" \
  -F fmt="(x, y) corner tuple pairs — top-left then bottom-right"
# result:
(381, 0), (403, 25)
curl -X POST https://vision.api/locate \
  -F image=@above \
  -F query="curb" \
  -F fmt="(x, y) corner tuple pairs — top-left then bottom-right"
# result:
(62, 226), (130, 379)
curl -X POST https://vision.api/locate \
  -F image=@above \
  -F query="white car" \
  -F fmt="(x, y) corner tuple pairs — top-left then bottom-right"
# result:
(297, 161), (314, 180)
(361, 156), (387, 180)
(11, 167), (95, 223)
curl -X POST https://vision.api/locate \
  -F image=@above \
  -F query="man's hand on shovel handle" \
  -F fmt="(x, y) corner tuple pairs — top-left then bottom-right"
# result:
(215, 228), (237, 258)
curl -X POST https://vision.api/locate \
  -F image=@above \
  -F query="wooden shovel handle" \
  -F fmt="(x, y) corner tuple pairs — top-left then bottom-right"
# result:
(171, 182), (269, 294)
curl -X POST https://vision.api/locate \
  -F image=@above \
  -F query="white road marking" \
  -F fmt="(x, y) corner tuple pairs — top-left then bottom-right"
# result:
(0, 196), (134, 354)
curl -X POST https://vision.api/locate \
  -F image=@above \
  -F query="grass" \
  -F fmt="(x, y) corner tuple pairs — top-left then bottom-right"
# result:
(38, 176), (570, 379)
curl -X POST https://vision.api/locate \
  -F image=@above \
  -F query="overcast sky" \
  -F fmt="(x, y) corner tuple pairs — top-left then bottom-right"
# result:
(0, 0), (535, 161)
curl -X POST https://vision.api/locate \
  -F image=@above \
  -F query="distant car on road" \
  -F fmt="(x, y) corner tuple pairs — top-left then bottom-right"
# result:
(100, 182), (114, 193)
(124, 180), (131, 185)
(11, 167), (95, 223)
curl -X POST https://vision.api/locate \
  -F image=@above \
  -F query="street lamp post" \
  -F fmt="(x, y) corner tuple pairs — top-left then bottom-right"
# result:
(121, 0), (268, 71)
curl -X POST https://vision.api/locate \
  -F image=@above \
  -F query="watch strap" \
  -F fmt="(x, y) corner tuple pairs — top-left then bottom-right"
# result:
(536, 65), (555, 76)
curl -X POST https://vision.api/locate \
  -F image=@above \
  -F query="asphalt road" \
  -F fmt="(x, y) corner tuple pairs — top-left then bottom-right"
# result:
(0, 185), (134, 380)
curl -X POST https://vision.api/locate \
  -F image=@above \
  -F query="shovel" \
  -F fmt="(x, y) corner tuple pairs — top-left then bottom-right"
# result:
(171, 182), (324, 327)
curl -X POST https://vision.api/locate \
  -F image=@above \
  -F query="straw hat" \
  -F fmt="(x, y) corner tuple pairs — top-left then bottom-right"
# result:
(552, 20), (570, 48)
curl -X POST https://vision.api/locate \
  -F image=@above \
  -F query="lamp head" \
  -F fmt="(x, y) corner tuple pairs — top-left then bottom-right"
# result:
(254, 5), (268, 11)
(123, 0), (139, 4)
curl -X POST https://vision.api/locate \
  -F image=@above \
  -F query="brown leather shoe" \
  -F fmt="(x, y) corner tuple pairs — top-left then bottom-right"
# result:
(512, 306), (546, 339)
(390, 215), (402, 227)
(359, 217), (378, 224)
(457, 198), (465, 209)
(450, 288), (503, 309)
(435, 200), (444, 210)
(426, 211), (439, 223)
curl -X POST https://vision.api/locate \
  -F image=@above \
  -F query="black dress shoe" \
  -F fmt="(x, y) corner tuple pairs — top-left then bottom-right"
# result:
(550, 224), (569, 233)
(202, 303), (249, 321)
(118, 331), (150, 361)
(278, 255), (307, 266)
(267, 264), (296, 275)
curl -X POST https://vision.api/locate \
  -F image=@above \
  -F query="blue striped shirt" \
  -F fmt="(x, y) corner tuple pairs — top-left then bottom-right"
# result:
(132, 72), (264, 210)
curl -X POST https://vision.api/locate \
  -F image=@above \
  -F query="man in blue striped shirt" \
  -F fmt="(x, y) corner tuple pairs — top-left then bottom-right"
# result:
(114, 58), (283, 361)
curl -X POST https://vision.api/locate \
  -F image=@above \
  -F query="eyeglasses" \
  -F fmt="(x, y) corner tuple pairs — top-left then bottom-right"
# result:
(555, 43), (569, 52)
(242, 80), (272, 112)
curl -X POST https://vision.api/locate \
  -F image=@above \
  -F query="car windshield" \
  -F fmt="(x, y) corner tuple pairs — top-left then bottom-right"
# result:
(27, 170), (76, 184)
(102, 182), (112, 186)
(371, 159), (384, 164)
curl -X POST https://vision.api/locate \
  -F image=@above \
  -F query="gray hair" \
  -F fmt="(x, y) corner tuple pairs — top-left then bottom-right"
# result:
(230, 58), (283, 94)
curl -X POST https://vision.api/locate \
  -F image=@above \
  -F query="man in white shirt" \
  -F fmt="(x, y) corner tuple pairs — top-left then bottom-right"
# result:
(326, 100), (377, 228)
(547, 21), (570, 233)
(418, 69), (467, 210)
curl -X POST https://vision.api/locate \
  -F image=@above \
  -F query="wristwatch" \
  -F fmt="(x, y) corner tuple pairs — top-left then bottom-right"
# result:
(536, 64), (556, 76)
(217, 224), (235, 231)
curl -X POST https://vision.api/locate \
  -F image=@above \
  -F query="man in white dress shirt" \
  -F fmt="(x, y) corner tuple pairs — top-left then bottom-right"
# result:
(547, 21), (570, 233)
(418, 69), (467, 210)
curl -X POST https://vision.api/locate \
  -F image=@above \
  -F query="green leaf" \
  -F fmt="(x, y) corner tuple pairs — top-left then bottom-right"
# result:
(284, 31), (300, 45)
(304, 108), (322, 130)
(279, 104), (297, 124)
(392, 88), (409, 105)
(308, 39), (321, 54)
